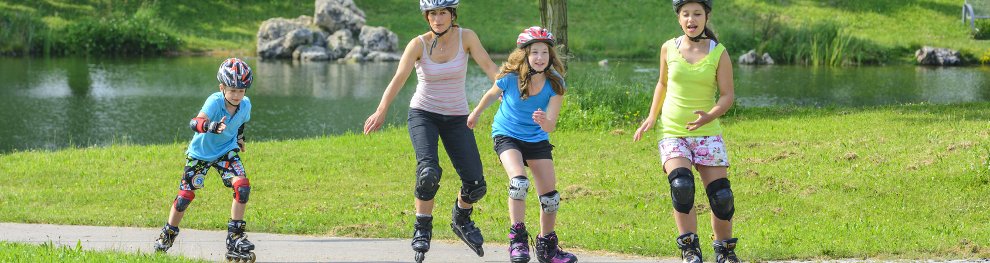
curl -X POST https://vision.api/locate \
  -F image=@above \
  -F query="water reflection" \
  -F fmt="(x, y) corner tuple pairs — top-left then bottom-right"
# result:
(0, 56), (987, 153)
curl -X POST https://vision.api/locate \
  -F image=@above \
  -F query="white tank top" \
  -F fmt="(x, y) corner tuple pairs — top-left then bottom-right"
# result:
(409, 28), (470, 115)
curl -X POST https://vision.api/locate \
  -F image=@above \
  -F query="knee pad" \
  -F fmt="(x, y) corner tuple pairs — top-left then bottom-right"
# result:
(539, 190), (560, 214)
(460, 179), (487, 204)
(231, 177), (250, 204)
(507, 176), (529, 200)
(173, 190), (195, 212)
(668, 167), (695, 214)
(415, 166), (442, 201)
(706, 178), (735, 220)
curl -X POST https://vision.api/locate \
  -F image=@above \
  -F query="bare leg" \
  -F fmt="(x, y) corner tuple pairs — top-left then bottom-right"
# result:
(499, 149), (528, 224)
(528, 159), (557, 236)
(696, 165), (732, 240)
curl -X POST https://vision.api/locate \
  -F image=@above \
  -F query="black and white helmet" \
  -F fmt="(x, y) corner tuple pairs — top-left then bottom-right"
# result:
(672, 0), (712, 13)
(420, 0), (458, 12)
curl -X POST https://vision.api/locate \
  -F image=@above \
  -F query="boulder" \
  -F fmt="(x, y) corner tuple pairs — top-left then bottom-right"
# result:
(359, 26), (399, 52)
(326, 29), (357, 60)
(916, 46), (962, 66)
(314, 0), (366, 34)
(293, 45), (331, 61)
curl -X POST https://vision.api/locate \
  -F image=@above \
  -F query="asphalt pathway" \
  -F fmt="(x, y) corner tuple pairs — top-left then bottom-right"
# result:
(0, 223), (674, 263)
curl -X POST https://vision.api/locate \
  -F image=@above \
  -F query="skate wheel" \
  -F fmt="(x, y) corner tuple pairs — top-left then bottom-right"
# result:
(415, 251), (425, 263)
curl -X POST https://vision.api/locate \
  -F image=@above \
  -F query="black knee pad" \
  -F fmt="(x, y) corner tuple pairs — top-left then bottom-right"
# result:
(706, 178), (735, 220)
(415, 166), (442, 201)
(459, 179), (486, 204)
(668, 167), (695, 214)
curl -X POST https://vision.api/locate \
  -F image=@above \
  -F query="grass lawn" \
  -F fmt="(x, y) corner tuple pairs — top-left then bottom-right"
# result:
(1, 103), (988, 260)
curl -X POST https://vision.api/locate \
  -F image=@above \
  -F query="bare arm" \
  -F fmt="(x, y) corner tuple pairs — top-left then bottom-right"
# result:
(466, 84), (504, 129)
(534, 95), (564, 133)
(686, 49), (734, 131)
(363, 37), (423, 134)
(633, 45), (669, 141)
(462, 29), (499, 82)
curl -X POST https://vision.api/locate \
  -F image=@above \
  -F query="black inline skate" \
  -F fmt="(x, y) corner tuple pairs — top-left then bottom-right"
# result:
(450, 202), (485, 256)
(411, 215), (433, 263)
(225, 220), (256, 263)
(534, 231), (577, 263)
(676, 232), (702, 263)
(153, 224), (179, 252)
(713, 238), (740, 263)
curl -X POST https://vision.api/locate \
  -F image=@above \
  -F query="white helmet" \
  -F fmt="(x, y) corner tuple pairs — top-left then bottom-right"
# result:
(420, 0), (458, 12)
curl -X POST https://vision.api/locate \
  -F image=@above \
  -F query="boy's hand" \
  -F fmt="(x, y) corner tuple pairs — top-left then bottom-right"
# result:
(213, 116), (228, 134)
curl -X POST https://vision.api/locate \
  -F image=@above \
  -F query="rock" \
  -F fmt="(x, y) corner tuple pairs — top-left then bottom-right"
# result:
(256, 17), (310, 59)
(366, 51), (401, 62)
(314, 0), (366, 34)
(343, 45), (366, 62)
(598, 59), (608, 66)
(738, 50), (758, 65)
(293, 45), (331, 61)
(326, 29), (357, 60)
(359, 26), (399, 52)
(916, 46), (962, 66)
(761, 52), (775, 65)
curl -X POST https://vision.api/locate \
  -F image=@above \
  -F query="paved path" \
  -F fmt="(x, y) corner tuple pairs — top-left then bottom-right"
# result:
(0, 223), (674, 263)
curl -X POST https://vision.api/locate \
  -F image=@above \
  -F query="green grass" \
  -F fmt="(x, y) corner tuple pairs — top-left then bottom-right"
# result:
(1, 0), (988, 63)
(1, 103), (988, 260)
(0, 241), (206, 262)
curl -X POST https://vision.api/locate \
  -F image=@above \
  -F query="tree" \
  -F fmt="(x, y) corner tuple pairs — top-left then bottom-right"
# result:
(539, 0), (568, 56)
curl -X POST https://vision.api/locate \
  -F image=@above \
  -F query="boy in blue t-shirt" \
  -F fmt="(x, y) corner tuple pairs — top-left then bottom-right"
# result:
(154, 58), (256, 262)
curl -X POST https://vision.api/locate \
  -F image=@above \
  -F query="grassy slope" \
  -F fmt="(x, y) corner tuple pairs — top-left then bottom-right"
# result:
(1, 103), (988, 260)
(1, 0), (986, 60)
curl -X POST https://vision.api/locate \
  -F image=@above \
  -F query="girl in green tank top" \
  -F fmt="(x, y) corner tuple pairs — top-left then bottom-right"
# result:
(632, 1), (741, 262)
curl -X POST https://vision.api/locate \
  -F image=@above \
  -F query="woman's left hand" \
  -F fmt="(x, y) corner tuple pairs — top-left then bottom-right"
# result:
(686, 110), (713, 131)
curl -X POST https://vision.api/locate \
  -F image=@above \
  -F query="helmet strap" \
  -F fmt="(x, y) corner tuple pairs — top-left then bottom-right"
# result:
(526, 60), (552, 77)
(221, 86), (242, 109)
(428, 25), (451, 56)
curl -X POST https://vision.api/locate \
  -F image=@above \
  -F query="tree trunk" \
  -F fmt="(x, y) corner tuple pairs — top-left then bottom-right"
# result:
(539, 0), (568, 56)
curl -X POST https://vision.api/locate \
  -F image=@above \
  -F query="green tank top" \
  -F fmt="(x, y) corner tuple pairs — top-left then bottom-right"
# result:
(660, 37), (725, 138)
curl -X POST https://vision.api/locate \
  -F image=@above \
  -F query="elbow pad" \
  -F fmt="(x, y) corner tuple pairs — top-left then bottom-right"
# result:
(189, 117), (222, 134)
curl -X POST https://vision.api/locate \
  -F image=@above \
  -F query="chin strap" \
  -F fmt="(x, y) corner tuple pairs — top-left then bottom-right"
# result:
(526, 60), (553, 77)
(428, 26), (452, 56)
(688, 23), (711, 42)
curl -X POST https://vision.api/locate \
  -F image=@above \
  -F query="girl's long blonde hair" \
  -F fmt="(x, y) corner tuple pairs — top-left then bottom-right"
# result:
(496, 44), (566, 99)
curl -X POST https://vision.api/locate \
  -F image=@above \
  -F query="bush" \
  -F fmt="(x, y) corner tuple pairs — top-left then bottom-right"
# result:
(974, 19), (990, 40)
(0, 10), (46, 55)
(49, 4), (181, 55)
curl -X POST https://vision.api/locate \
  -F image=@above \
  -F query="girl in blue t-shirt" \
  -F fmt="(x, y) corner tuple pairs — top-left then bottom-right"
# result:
(154, 58), (257, 262)
(467, 26), (576, 263)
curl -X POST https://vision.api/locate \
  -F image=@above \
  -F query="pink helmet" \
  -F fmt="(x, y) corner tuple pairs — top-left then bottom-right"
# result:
(516, 26), (554, 49)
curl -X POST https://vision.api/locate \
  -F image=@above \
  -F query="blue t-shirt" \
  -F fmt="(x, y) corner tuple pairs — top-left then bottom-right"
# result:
(186, 92), (252, 161)
(491, 73), (560, 142)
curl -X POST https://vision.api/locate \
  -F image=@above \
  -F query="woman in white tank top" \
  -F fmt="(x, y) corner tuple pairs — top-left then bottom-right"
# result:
(362, 0), (499, 261)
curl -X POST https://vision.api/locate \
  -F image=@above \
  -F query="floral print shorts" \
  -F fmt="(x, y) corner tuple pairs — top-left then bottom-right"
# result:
(658, 135), (730, 168)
